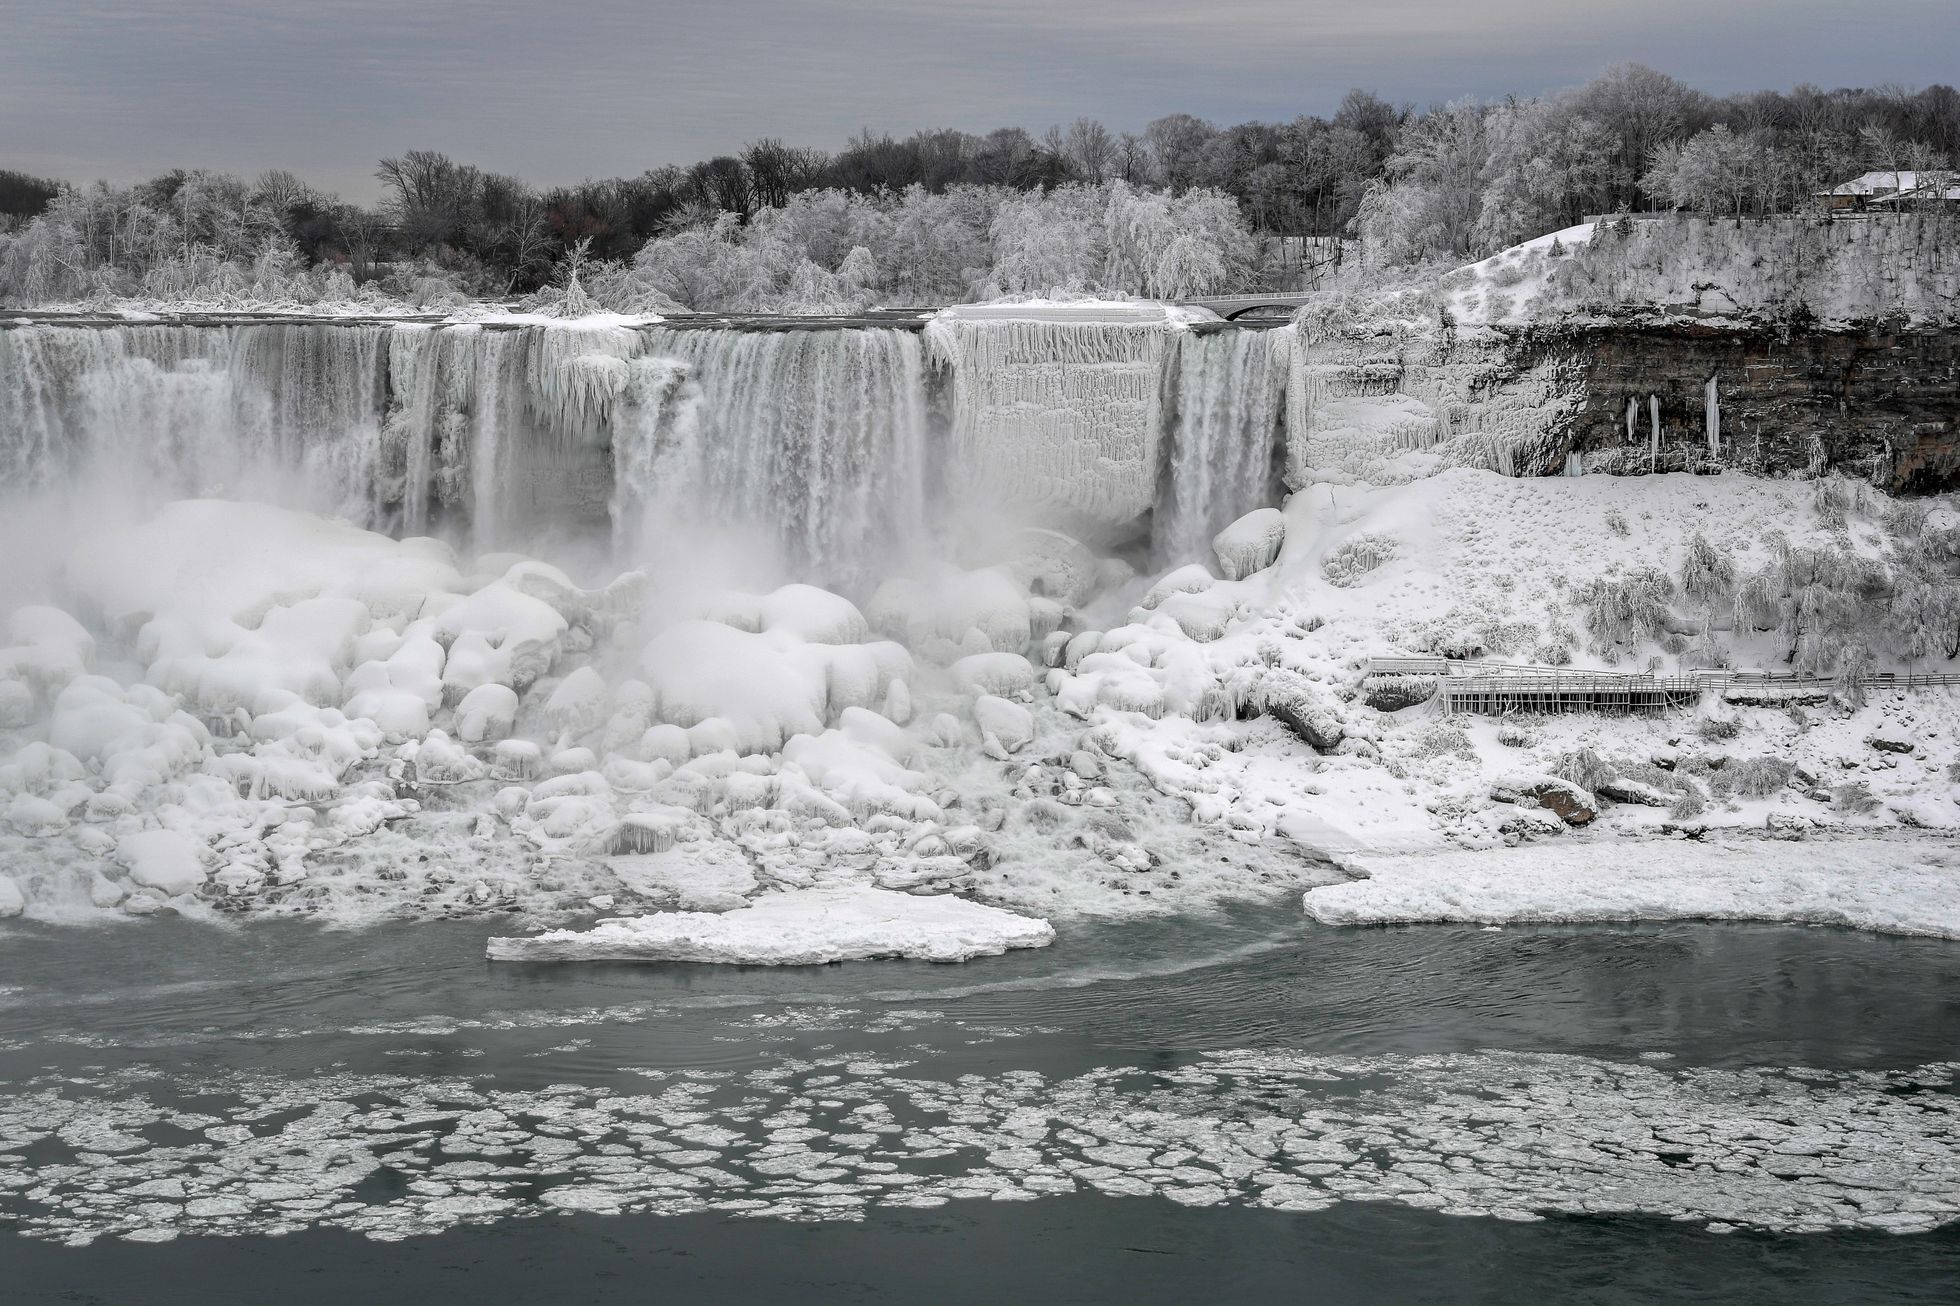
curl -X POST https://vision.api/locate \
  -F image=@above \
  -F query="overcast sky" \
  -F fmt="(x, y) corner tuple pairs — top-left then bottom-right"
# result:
(5, 0), (1956, 201)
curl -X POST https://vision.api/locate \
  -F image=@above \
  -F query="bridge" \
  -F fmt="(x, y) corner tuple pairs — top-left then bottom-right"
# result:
(1183, 293), (1316, 321)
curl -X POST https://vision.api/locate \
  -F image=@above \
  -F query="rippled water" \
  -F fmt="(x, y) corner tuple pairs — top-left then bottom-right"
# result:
(1, 908), (1955, 1302)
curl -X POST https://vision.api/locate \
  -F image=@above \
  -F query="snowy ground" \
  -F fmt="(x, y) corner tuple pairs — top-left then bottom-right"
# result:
(4, 460), (1959, 955)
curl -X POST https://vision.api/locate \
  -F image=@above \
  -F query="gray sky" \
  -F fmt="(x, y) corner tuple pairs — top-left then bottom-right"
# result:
(4, 0), (1955, 201)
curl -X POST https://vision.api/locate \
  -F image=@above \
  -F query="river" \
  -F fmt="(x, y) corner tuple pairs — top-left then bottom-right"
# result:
(2, 904), (1955, 1302)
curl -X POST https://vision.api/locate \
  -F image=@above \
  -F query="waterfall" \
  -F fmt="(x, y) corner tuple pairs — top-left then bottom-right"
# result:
(7, 314), (1313, 590)
(0, 324), (388, 515)
(627, 326), (929, 590)
(1154, 327), (1292, 565)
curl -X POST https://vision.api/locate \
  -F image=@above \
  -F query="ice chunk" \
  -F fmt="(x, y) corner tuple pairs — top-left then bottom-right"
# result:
(953, 652), (1037, 699)
(1212, 507), (1286, 580)
(487, 884), (1054, 964)
(114, 830), (208, 897)
(974, 695), (1035, 755)
(455, 683), (520, 743)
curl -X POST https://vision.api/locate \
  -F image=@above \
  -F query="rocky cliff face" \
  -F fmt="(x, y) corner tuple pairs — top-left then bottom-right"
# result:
(1545, 326), (1960, 491)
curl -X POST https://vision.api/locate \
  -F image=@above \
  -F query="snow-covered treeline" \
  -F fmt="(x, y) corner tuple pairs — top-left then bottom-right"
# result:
(3, 65), (1954, 312)
(610, 182), (1258, 312)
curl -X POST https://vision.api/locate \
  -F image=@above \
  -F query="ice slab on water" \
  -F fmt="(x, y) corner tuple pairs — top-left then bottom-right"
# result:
(1305, 838), (1960, 938)
(486, 884), (1055, 964)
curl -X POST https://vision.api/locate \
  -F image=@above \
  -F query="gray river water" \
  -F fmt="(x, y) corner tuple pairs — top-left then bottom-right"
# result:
(1, 904), (1955, 1303)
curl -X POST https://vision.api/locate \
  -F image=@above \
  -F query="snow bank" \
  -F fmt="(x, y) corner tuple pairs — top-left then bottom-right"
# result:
(486, 884), (1055, 964)
(1304, 838), (1960, 938)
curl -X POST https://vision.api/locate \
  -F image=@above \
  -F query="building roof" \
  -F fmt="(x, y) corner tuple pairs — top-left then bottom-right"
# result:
(1816, 170), (1958, 200)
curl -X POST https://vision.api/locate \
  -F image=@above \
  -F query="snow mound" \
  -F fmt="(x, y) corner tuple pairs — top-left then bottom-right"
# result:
(1304, 838), (1960, 939)
(486, 884), (1055, 964)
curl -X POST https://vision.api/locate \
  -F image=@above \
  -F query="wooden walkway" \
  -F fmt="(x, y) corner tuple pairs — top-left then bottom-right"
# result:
(1364, 658), (1960, 716)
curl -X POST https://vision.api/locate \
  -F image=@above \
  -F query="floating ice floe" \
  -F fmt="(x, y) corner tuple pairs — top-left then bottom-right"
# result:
(1305, 837), (1960, 938)
(486, 884), (1055, 964)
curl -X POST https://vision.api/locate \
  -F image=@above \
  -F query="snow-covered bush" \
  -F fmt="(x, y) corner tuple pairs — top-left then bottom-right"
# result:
(1574, 568), (1676, 657)
(1320, 533), (1398, 587)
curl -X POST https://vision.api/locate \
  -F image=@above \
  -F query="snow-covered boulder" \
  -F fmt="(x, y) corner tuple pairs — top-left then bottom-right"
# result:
(974, 694), (1035, 755)
(1250, 669), (1345, 753)
(455, 683), (520, 743)
(0, 874), (22, 917)
(114, 830), (208, 896)
(953, 652), (1037, 699)
(1213, 507), (1286, 580)
(1492, 773), (1598, 826)
(1868, 724), (1917, 755)
(486, 884), (1054, 964)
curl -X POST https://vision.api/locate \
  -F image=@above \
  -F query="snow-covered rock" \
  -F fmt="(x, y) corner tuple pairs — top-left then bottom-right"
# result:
(1213, 507), (1286, 580)
(114, 830), (208, 897)
(974, 695), (1035, 755)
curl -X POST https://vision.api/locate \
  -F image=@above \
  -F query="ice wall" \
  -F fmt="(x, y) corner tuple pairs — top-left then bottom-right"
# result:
(1155, 325), (1292, 565)
(1284, 294), (1583, 486)
(927, 304), (1179, 539)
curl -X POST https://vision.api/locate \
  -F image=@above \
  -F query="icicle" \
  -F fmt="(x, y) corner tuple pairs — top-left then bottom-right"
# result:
(1564, 452), (1584, 477)
(1649, 394), (1661, 468)
(1625, 396), (1637, 444)
(1705, 373), (1721, 456)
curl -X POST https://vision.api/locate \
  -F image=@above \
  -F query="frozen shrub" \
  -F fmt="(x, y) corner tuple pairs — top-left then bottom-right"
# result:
(1830, 781), (1881, 816)
(1531, 640), (1574, 667)
(1574, 567), (1675, 656)
(1831, 642), (1874, 709)
(1732, 566), (1784, 633)
(1678, 531), (1735, 612)
(1668, 789), (1706, 820)
(1321, 533), (1399, 588)
(1478, 621), (1538, 657)
(1811, 473), (1881, 532)
(1551, 746), (1614, 793)
(1496, 722), (1535, 748)
(1711, 756), (1796, 798)
(1695, 716), (1741, 741)
(1605, 509), (1629, 537)
(1413, 724), (1475, 760)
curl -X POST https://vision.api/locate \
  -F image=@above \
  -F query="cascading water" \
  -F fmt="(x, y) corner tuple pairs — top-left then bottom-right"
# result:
(3, 314), (1294, 586)
(1154, 326), (1292, 565)
(0, 324), (387, 514)
(623, 326), (929, 590)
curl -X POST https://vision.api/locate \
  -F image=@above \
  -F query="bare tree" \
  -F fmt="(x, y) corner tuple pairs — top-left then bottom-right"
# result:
(1063, 118), (1116, 184)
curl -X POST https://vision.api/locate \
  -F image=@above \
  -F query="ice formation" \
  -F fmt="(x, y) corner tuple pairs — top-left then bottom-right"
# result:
(927, 303), (1181, 536)
(486, 883), (1054, 963)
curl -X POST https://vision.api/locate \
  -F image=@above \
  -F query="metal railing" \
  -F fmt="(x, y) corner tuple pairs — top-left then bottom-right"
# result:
(1363, 657), (1960, 716)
